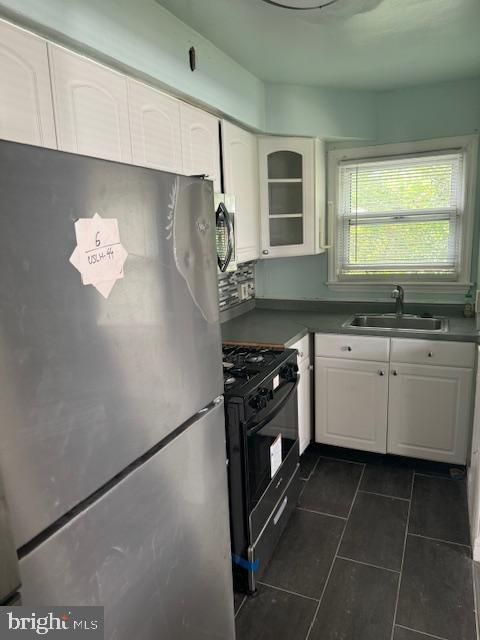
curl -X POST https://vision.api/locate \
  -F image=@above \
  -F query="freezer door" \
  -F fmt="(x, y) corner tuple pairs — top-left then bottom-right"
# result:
(0, 141), (223, 547)
(19, 400), (235, 640)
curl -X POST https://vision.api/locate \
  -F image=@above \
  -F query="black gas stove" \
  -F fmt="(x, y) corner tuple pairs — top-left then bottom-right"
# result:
(223, 345), (298, 419)
(222, 343), (301, 594)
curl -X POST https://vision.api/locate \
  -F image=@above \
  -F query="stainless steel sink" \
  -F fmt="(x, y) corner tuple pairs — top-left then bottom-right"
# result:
(342, 313), (448, 333)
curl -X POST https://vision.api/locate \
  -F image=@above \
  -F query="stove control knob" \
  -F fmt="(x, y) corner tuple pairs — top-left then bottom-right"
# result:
(259, 387), (274, 400)
(280, 362), (299, 382)
(249, 394), (268, 411)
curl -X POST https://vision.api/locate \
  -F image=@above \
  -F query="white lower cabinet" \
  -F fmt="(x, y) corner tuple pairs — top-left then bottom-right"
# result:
(314, 333), (474, 464)
(298, 356), (312, 455)
(468, 350), (480, 558)
(387, 363), (473, 464)
(315, 357), (389, 453)
(291, 336), (312, 455)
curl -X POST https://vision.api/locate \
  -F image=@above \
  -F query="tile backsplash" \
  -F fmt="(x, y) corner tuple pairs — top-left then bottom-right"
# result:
(218, 261), (256, 311)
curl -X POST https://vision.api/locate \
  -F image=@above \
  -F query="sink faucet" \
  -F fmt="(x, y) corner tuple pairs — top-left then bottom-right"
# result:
(391, 285), (404, 316)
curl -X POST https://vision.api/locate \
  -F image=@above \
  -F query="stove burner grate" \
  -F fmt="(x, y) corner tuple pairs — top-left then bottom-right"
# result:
(245, 353), (264, 364)
(222, 345), (287, 392)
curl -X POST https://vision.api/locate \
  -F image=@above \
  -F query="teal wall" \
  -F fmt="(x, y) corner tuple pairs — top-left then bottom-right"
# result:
(257, 76), (480, 304)
(1, 1), (479, 303)
(0, 0), (266, 130)
(376, 78), (480, 143)
(265, 83), (376, 141)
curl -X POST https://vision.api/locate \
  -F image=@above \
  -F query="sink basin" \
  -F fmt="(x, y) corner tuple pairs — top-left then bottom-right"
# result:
(342, 314), (448, 333)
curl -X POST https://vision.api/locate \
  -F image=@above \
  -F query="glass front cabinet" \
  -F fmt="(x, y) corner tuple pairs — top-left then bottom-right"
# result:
(258, 137), (326, 258)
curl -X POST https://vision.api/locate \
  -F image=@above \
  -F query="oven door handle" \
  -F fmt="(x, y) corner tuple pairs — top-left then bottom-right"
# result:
(246, 375), (299, 436)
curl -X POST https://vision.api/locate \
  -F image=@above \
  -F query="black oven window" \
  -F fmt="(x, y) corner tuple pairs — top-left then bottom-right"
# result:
(247, 395), (297, 511)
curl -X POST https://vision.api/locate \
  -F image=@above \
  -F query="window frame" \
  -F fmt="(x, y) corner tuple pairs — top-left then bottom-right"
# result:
(327, 135), (478, 293)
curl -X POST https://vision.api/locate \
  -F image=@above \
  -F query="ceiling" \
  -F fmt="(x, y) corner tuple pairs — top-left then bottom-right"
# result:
(156, 0), (480, 90)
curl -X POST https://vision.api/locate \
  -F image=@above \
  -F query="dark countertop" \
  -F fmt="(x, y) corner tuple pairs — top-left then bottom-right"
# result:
(221, 304), (479, 348)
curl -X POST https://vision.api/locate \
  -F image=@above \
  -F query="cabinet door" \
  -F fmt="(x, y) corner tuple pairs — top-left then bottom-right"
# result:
(0, 20), (56, 148)
(48, 44), (132, 163)
(259, 137), (314, 258)
(222, 121), (259, 263)
(128, 79), (182, 173)
(315, 357), (388, 453)
(298, 356), (312, 455)
(387, 363), (473, 464)
(180, 103), (220, 191)
(468, 357), (480, 549)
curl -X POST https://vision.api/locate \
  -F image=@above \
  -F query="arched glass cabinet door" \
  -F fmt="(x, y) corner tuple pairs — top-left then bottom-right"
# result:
(266, 150), (304, 248)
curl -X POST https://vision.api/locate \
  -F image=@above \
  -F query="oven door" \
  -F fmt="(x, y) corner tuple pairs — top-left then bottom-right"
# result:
(247, 376), (299, 542)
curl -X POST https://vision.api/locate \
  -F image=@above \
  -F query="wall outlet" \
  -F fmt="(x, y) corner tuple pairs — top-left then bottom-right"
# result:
(239, 283), (250, 300)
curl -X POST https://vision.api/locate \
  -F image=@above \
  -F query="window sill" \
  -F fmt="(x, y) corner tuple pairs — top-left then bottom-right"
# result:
(326, 281), (473, 295)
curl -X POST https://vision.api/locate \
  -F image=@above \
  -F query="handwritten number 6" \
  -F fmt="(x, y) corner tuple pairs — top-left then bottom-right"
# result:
(95, 232), (100, 247)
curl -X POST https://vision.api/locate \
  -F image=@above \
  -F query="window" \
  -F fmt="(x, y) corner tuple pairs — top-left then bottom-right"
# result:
(328, 137), (478, 292)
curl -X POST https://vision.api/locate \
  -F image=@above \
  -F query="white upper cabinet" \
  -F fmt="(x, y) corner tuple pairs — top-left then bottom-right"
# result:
(48, 44), (132, 163)
(259, 137), (326, 259)
(221, 121), (259, 263)
(0, 20), (56, 148)
(180, 103), (221, 191)
(128, 79), (182, 173)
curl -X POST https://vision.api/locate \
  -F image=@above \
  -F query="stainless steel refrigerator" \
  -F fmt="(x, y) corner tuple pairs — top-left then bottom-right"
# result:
(0, 140), (235, 639)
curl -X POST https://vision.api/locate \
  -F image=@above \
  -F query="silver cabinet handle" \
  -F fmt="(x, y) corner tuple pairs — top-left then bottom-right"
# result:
(428, 351), (433, 357)
(378, 370), (385, 376)
(392, 370), (398, 376)
(262, 249), (269, 255)
(342, 346), (352, 352)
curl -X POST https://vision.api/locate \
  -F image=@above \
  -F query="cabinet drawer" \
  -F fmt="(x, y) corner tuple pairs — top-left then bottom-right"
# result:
(251, 466), (301, 586)
(391, 338), (475, 369)
(290, 335), (309, 362)
(315, 333), (390, 362)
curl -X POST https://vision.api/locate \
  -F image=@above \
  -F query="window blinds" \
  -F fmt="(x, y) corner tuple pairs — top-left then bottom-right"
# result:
(337, 151), (464, 279)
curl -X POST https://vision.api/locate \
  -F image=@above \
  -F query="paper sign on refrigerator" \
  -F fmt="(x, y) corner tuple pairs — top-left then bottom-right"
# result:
(270, 434), (282, 478)
(69, 213), (128, 298)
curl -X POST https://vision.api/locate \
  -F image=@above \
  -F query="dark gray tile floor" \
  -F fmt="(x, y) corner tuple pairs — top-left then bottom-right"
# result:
(360, 462), (413, 500)
(298, 457), (363, 517)
(262, 508), (344, 599)
(397, 535), (475, 640)
(339, 491), (408, 571)
(409, 473), (471, 546)
(235, 584), (317, 640)
(235, 444), (477, 640)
